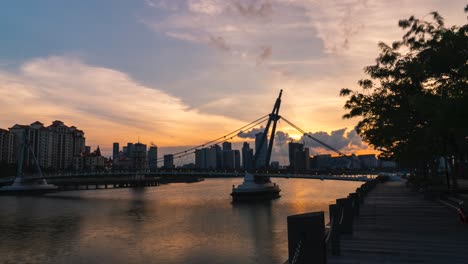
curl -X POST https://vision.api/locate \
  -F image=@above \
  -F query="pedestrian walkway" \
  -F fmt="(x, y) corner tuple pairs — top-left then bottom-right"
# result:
(328, 181), (468, 264)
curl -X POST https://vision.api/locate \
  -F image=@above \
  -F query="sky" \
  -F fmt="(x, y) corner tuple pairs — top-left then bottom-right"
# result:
(0, 0), (466, 163)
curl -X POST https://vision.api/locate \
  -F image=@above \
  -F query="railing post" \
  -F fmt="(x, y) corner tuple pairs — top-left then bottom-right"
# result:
(287, 212), (326, 264)
(348, 193), (359, 216)
(356, 187), (364, 203)
(336, 198), (353, 234)
(329, 204), (340, 256)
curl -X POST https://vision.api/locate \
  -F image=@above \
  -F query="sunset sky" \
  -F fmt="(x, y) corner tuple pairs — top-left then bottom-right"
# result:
(0, 0), (466, 163)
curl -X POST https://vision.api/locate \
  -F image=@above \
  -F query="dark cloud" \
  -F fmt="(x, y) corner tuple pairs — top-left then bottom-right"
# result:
(300, 128), (366, 154)
(237, 126), (265, 138)
(231, 0), (273, 19)
(209, 36), (231, 52)
(257, 45), (272, 65)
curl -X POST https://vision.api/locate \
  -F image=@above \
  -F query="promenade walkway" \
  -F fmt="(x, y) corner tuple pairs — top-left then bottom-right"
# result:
(328, 181), (468, 264)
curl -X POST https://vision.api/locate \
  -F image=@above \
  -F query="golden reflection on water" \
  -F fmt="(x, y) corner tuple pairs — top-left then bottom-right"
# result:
(0, 178), (361, 264)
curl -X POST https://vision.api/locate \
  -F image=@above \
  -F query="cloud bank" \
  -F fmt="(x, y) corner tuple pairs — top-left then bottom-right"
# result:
(0, 56), (246, 150)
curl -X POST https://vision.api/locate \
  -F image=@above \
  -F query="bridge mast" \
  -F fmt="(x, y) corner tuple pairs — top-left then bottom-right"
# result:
(253, 89), (283, 169)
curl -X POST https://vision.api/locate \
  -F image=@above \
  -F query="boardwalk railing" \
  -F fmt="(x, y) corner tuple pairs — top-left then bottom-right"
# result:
(285, 175), (388, 264)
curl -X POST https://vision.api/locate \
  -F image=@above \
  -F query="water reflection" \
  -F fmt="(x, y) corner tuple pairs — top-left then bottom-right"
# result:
(0, 197), (82, 264)
(0, 178), (361, 264)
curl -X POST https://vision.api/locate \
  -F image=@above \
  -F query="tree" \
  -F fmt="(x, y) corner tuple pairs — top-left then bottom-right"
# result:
(340, 7), (468, 186)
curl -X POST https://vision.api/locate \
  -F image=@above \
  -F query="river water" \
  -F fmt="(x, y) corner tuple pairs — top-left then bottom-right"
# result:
(0, 178), (361, 264)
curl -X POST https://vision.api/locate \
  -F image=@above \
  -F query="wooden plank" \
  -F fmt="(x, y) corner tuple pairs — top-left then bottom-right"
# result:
(328, 181), (468, 264)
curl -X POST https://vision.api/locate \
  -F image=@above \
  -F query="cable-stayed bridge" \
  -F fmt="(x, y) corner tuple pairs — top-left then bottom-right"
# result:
(1, 90), (378, 193)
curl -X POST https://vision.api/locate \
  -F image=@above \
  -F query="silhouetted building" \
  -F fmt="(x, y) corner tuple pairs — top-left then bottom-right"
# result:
(148, 146), (158, 171)
(234, 150), (241, 169)
(195, 146), (219, 169)
(222, 142), (232, 151)
(0, 129), (15, 164)
(195, 148), (207, 169)
(270, 161), (280, 169)
(113, 143), (119, 160)
(223, 150), (235, 169)
(255, 132), (268, 169)
(358, 154), (378, 169)
(242, 142), (253, 170)
(312, 154), (332, 169)
(9, 120), (85, 170)
(85, 146), (91, 155)
(133, 143), (147, 171)
(206, 147), (218, 169)
(288, 142), (305, 170)
(164, 154), (174, 169)
(304, 148), (311, 170)
(73, 146), (105, 171)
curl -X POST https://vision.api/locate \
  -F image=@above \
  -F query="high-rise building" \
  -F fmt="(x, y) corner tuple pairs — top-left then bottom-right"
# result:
(9, 120), (85, 170)
(195, 148), (207, 169)
(113, 143), (119, 160)
(195, 146), (219, 169)
(214, 144), (222, 169)
(255, 132), (268, 169)
(133, 143), (147, 171)
(85, 146), (91, 155)
(242, 142), (253, 170)
(127, 143), (134, 157)
(163, 154), (174, 169)
(148, 146), (158, 171)
(304, 147), (311, 170)
(206, 147), (218, 169)
(234, 150), (241, 169)
(288, 142), (305, 170)
(0, 129), (15, 164)
(222, 142), (232, 151)
(222, 150), (235, 169)
(73, 146), (105, 171)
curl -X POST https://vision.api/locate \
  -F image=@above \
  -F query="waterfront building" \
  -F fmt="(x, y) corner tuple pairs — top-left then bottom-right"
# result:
(0, 129), (15, 164)
(358, 154), (378, 169)
(73, 146), (105, 171)
(84, 146), (91, 155)
(304, 148), (311, 170)
(133, 143), (147, 171)
(9, 120), (85, 170)
(206, 147), (218, 169)
(270, 161), (280, 169)
(195, 146), (219, 169)
(288, 142), (305, 170)
(113, 143), (119, 160)
(222, 142), (232, 151)
(222, 150), (235, 169)
(255, 132), (268, 169)
(214, 144), (223, 169)
(164, 154), (174, 169)
(234, 150), (241, 169)
(148, 146), (158, 171)
(242, 142), (253, 170)
(195, 148), (207, 169)
(311, 154), (332, 169)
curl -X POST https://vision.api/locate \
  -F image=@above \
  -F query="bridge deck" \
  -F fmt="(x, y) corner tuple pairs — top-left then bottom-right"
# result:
(328, 181), (468, 264)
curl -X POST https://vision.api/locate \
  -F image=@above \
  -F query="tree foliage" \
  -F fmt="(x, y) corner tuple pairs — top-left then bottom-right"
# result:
(340, 8), (468, 168)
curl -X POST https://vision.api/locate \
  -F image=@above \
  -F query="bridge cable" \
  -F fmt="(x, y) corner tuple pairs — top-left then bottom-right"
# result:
(157, 116), (268, 162)
(280, 116), (347, 156)
(156, 114), (270, 162)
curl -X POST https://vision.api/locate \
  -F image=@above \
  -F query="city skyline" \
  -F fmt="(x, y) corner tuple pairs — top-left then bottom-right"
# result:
(1, 1), (466, 159)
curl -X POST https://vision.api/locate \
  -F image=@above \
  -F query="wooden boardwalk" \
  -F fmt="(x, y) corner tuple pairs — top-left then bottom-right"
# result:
(328, 181), (468, 264)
